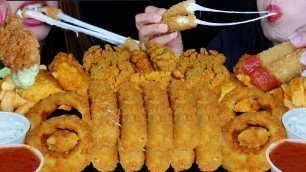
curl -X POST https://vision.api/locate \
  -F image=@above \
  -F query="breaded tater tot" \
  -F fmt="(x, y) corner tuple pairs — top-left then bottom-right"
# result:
(194, 82), (223, 171)
(117, 82), (147, 171)
(143, 82), (173, 171)
(169, 80), (199, 171)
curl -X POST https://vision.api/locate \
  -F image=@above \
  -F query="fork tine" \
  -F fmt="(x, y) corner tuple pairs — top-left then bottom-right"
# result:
(196, 13), (276, 26)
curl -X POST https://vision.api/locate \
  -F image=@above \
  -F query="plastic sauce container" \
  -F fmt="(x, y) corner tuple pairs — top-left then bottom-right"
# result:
(0, 112), (30, 144)
(282, 108), (306, 140)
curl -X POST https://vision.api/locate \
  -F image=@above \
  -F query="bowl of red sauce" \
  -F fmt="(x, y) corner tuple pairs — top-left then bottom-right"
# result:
(266, 139), (306, 172)
(0, 144), (44, 172)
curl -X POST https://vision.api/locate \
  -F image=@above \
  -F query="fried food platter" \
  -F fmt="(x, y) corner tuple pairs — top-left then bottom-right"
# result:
(1, 9), (305, 172)
(1, 37), (302, 172)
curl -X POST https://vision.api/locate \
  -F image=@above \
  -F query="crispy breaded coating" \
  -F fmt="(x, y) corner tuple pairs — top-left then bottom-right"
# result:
(47, 130), (79, 153)
(194, 82), (222, 171)
(162, 0), (195, 19)
(162, 15), (197, 32)
(122, 37), (140, 51)
(17, 70), (64, 102)
(0, 14), (40, 72)
(143, 82), (173, 172)
(117, 82), (147, 171)
(130, 71), (171, 89)
(169, 80), (199, 171)
(89, 79), (120, 146)
(130, 50), (154, 73)
(146, 42), (178, 72)
(88, 45), (135, 91)
(49, 52), (90, 99)
(83, 45), (102, 72)
(91, 145), (118, 172)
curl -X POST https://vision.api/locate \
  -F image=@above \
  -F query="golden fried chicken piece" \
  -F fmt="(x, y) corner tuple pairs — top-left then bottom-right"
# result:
(130, 50), (154, 73)
(130, 71), (171, 89)
(88, 45), (135, 91)
(145, 42), (178, 72)
(49, 52), (90, 99)
(17, 70), (64, 102)
(0, 14), (40, 72)
(83, 45), (102, 72)
(0, 14), (40, 89)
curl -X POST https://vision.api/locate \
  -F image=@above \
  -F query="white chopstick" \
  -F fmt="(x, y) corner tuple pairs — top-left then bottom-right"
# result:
(196, 12), (276, 26)
(17, 10), (132, 45)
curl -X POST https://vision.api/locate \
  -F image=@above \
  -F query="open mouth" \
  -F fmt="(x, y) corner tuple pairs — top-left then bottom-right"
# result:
(267, 4), (282, 22)
(19, 1), (47, 26)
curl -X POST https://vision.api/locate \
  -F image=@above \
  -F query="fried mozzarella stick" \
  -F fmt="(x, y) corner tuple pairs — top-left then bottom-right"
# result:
(0, 14), (40, 89)
(235, 42), (302, 91)
(89, 79), (119, 171)
(194, 83), (222, 171)
(117, 82), (147, 171)
(169, 80), (199, 171)
(143, 82), (173, 172)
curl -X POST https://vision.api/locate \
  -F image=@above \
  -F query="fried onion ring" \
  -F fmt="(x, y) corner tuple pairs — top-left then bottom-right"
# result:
(25, 115), (92, 172)
(47, 130), (79, 153)
(221, 112), (286, 171)
(219, 86), (285, 126)
(26, 92), (91, 130)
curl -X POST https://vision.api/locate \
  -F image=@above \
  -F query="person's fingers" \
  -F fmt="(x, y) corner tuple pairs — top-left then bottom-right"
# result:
(288, 25), (306, 48)
(299, 51), (306, 65)
(151, 32), (178, 46)
(135, 12), (162, 30)
(139, 24), (168, 41)
(0, 0), (11, 22)
(145, 6), (166, 14)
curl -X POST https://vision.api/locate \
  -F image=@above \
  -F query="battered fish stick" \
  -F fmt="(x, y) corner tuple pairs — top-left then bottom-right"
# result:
(89, 79), (120, 146)
(117, 82), (147, 171)
(169, 80), (199, 171)
(194, 83), (222, 171)
(143, 82), (173, 171)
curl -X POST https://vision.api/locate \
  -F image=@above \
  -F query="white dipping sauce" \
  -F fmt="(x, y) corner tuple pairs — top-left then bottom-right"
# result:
(285, 113), (306, 139)
(0, 116), (26, 143)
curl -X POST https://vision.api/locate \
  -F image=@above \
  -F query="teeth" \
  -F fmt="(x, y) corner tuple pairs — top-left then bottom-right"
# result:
(23, 4), (43, 11)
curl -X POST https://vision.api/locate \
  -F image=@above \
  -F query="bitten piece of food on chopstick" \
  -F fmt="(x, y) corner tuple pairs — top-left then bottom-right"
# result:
(0, 14), (40, 89)
(234, 42), (303, 92)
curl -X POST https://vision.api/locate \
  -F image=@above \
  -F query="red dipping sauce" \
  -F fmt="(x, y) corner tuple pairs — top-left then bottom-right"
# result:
(0, 146), (41, 172)
(269, 141), (306, 172)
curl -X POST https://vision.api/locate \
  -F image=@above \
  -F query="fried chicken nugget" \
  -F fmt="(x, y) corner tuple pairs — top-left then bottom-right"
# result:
(145, 42), (178, 72)
(130, 50), (154, 73)
(143, 82), (173, 172)
(169, 80), (199, 171)
(49, 52), (90, 99)
(194, 82), (222, 171)
(117, 82), (147, 171)
(0, 14), (40, 89)
(17, 70), (64, 102)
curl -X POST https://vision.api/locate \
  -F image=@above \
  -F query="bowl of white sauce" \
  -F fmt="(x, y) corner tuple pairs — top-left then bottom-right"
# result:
(0, 112), (30, 144)
(282, 108), (306, 140)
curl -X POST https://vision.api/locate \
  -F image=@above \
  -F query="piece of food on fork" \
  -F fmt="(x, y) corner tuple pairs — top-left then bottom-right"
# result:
(0, 14), (40, 89)
(162, 0), (277, 32)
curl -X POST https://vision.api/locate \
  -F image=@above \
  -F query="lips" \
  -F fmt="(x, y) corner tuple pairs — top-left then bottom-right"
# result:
(267, 4), (282, 22)
(19, 1), (47, 26)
